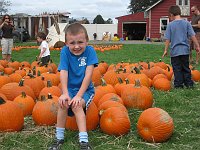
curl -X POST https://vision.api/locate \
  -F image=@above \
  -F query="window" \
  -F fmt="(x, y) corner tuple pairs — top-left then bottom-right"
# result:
(160, 18), (169, 33)
(177, 0), (189, 6)
(184, 0), (188, 5)
(179, 0), (182, 5)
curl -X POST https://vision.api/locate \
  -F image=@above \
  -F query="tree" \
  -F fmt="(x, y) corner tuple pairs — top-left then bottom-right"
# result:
(82, 18), (90, 24)
(69, 18), (78, 24)
(105, 18), (113, 24)
(0, 0), (11, 15)
(93, 15), (105, 24)
(128, 0), (160, 14)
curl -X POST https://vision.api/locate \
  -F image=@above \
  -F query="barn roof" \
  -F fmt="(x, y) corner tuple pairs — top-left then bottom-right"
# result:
(115, 12), (145, 21)
(145, 0), (163, 12)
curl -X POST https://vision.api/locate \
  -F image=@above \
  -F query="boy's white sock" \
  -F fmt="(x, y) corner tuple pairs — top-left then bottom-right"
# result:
(79, 132), (88, 143)
(56, 127), (65, 140)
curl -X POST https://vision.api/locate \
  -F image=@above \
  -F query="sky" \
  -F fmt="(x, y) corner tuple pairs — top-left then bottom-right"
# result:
(8, 0), (131, 24)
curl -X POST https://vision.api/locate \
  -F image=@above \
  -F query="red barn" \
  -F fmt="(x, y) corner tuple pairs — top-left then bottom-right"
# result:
(116, 0), (200, 41)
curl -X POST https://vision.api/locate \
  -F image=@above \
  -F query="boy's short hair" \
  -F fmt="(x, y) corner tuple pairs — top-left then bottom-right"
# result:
(169, 5), (181, 16)
(37, 32), (46, 40)
(65, 23), (89, 41)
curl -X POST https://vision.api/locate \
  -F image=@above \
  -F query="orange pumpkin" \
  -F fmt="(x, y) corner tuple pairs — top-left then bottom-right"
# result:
(13, 92), (35, 116)
(32, 95), (58, 126)
(100, 107), (130, 136)
(0, 97), (24, 132)
(137, 107), (174, 143)
(121, 80), (153, 110)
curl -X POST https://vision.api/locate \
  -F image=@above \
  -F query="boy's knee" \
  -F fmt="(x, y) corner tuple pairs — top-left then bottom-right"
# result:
(72, 106), (83, 114)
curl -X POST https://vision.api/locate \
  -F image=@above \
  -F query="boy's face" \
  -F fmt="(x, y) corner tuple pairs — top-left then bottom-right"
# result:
(37, 37), (42, 43)
(66, 32), (88, 56)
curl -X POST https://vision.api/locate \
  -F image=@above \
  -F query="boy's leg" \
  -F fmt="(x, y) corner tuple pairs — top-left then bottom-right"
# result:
(171, 56), (184, 88)
(48, 106), (68, 150)
(72, 92), (94, 150)
(181, 55), (194, 87)
(73, 102), (92, 150)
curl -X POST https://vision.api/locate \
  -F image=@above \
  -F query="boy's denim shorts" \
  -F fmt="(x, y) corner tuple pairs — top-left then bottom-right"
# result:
(67, 88), (94, 116)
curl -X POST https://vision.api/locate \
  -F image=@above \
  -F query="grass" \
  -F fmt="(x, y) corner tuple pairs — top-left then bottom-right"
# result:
(0, 42), (200, 150)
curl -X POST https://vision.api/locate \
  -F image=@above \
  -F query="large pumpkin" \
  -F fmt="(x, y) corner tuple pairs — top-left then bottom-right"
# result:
(32, 95), (58, 126)
(0, 98), (24, 132)
(137, 107), (174, 143)
(100, 107), (130, 136)
(121, 80), (153, 110)
(13, 92), (35, 116)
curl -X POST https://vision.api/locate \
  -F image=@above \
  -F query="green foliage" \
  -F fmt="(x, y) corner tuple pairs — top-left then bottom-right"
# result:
(93, 15), (105, 24)
(128, 0), (160, 13)
(0, 0), (11, 15)
(0, 43), (200, 149)
(105, 18), (113, 24)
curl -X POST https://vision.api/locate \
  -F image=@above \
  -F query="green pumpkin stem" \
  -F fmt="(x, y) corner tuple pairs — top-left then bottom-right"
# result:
(101, 78), (107, 86)
(47, 80), (52, 87)
(21, 92), (27, 98)
(19, 79), (25, 86)
(134, 67), (141, 74)
(134, 79), (141, 88)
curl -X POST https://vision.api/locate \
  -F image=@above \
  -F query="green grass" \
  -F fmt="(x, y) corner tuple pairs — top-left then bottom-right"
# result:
(0, 43), (200, 150)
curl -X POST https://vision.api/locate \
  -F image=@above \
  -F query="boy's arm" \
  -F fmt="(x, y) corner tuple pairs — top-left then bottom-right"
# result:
(191, 35), (200, 53)
(76, 65), (94, 98)
(162, 39), (170, 58)
(60, 70), (69, 95)
(59, 70), (70, 108)
(39, 47), (46, 58)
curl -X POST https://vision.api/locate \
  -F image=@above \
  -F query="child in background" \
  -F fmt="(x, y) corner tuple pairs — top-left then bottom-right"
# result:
(48, 23), (98, 150)
(36, 32), (50, 66)
(162, 5), (200, 88)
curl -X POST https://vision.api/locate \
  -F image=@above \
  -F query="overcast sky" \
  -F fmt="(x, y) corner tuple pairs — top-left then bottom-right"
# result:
(8, 0), (130, 23)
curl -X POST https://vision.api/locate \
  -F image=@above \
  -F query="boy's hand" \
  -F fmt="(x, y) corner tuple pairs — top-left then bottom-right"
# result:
(196, 46), (200, 54)
(58, 94), (71, 108)
(162, 50), (168, 58)
(68, 95), (82, 109)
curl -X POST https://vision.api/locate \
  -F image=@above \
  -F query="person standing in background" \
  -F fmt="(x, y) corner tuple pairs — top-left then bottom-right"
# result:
(162, 5), (200, 88)
(190, 5), (200, 64)
(36, 32), (50, 66)
(0, 14), (14, 61)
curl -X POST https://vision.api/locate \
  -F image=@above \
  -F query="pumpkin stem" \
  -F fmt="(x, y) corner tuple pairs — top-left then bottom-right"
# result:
(41, 95), (46, 101)
(167, 66), (171, 72)
(37, 70), (41, 76)
(117, 77), (123, 84)
(101, 78), (107, 86)
(47, 80), (53, 87)
(0, 97), (6, 105)
(21, 92), (27, 98)
(19, 79), (25, 86)
(125, 78), (130, 84)
(134, 67), (141, 74)
(134, 79), (141, 88)
(99, 109), (104, 116)
(147, 63), (151, 69)
(48, 93), (53, 99)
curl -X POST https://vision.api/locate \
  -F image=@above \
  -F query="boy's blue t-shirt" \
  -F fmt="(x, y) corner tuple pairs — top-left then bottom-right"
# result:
(58, 45), (98, 91)
(164, 19), (195, 57)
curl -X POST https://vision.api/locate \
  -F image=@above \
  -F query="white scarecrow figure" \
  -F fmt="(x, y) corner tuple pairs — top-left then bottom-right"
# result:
(46, 16), (68, 48)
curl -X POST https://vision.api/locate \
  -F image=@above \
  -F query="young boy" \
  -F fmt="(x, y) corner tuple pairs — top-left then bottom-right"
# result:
(48, 23), (98, 150)
(36, 32), (50, 66)
(162, 5), (200, 88)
